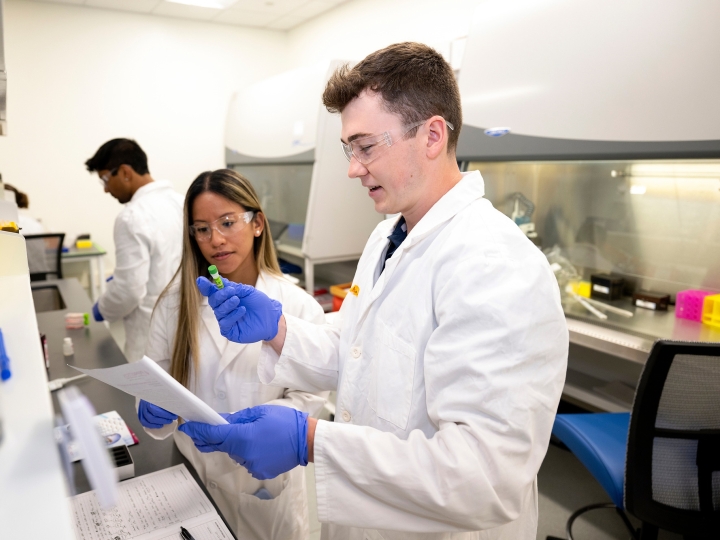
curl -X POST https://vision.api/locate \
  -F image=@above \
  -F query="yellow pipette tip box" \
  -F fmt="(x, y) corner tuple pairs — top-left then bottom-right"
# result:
(569, 280), (592, 298)
(701, 294), (720, 329)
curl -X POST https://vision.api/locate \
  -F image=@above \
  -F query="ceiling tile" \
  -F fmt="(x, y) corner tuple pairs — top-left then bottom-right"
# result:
(295, 0), (336, 19)
(152, 1), (219, 20)
(86, 0), (161, 13)
(211, 8), (277, 25)
(266, 14), (306, 30)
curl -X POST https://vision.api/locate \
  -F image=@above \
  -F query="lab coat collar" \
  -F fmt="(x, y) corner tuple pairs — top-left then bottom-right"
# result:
(382, 170), (484, 274)
(130, 180), (175, 203)
(405, 170), (484, 246)
(355, 171), (485, 326)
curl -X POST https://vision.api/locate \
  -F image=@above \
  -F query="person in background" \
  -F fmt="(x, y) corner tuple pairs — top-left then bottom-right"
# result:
(137, 169), (326, 539)
(181, 43), (568, 540)
(85, 139), (183, 362)
(5, 184), (46, 235)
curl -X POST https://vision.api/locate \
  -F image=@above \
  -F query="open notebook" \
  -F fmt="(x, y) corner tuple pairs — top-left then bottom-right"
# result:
(70, 464), (234, 540)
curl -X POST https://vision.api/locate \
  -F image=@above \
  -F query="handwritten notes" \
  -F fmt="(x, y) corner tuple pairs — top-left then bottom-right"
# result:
(70, 464), (233, 540)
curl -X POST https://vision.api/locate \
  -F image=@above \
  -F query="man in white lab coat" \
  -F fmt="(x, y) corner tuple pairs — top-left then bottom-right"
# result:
(85, 139), (184, 362)
(180, 43), (569, 539)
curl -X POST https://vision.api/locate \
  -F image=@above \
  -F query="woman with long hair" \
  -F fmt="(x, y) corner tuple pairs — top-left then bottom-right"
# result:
(137, 169), (325, 539)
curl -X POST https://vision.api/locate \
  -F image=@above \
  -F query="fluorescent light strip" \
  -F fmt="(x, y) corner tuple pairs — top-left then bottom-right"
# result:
(165, 0), (238, 9)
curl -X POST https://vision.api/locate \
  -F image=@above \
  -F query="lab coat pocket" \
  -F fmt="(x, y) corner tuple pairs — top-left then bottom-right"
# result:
(234, 468), (308, 540)
(368, 328), (416, 431)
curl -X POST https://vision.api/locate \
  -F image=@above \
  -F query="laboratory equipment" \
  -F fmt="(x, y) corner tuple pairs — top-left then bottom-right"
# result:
(632, 291), (670, 311)
(457, 0), (720, 415)
(108, 445), (134, 481)
(569, 291), (607, 320)
(65, 312), (85, 329)
(676, 290), (714, 321)
(57, 386), (118, 509)
(48, 373), (87, 392)
(509, 192), (538, 241)
(702, 294), (720, 329)
(330, 282), (352, 312)
(208, 265), (223, 289)
(63, 337), (74, 357)
(590, 274), (625, 301)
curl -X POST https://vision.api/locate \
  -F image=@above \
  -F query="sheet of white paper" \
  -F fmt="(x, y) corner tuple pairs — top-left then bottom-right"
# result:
(70, 464), (234, 540)
(71, 356), (228, 426)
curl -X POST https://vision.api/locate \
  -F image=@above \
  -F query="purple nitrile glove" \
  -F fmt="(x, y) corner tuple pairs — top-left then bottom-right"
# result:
(196, 276), (282, 344)
(138, 399), (178, 429)
(179, 405), (308, 480)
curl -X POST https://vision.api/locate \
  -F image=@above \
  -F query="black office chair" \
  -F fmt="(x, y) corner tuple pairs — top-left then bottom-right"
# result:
(549, 340), (720, 540)
(24, 233), (65, 281)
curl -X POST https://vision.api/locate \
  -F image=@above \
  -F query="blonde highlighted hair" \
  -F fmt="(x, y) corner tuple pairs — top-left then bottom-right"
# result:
(159, 169), (281, 387)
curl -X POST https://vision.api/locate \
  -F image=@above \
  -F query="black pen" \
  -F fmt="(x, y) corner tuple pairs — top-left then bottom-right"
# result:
(180, 525), (196, 540)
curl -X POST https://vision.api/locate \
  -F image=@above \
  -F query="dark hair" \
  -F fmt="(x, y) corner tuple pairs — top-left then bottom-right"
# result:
(4, 184), (29, 208)
(85, 138), (150, 175)
(322, 42), (462, 151)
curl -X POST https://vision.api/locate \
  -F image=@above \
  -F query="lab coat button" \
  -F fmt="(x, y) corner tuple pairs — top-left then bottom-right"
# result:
(351, 346), (361, 358)
(209, 481), (217, 489)
(342, 411), (351, 422)
(217, 391), (226, 400)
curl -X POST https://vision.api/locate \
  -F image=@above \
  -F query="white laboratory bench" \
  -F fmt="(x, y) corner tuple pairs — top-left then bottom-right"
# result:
(0, 231), (75, 539)
(563, 296), (720, 412)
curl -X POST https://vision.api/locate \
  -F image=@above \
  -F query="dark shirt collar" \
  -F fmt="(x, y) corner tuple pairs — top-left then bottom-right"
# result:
(381, 216), (407, 274)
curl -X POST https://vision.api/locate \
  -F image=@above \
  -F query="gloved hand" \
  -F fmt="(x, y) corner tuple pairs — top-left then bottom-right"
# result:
(178, 405), (308, 480)
(196, 276), (282, 343)
(138, 399), (178, 429)
(92, 302), (104, 322)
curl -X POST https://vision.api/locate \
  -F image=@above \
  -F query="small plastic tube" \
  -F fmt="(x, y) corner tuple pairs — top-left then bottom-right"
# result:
(208, 265), (224, 289)
(63, 337), (74, 357)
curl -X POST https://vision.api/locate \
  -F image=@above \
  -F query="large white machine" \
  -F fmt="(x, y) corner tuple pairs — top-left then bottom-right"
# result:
(457, 0), (720, 160)
(225, 61), (383, 293)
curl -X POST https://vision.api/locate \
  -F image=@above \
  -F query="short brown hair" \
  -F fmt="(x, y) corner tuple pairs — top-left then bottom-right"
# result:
(322, 42), (462, 152)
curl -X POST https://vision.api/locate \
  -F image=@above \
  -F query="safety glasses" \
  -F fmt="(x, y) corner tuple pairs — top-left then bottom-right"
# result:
(189, 211), (255, 242)
(99, 168), (118, 188)
(341, 119), (454, 165)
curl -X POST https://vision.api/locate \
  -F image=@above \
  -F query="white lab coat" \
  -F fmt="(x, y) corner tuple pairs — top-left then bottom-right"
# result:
(99, 181), (184, 362)
(144, 271), (327, 540)
(258, 171), (569, 540)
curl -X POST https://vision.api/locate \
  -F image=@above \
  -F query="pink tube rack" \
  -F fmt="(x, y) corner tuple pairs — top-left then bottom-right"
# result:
(675, 290), (714, 322)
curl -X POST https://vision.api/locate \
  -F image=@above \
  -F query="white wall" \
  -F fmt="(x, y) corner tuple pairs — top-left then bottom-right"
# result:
(0, 0), (288, 271)
(286, 0), (480, 68)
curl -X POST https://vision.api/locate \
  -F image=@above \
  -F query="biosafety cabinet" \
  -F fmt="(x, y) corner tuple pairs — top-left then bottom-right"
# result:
(224, 62), (383, 293)
(457, 0), (720, 412)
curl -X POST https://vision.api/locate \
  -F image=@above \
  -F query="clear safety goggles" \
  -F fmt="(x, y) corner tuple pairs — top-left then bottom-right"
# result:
(99, 168), (118, 187)
(189, 211), (255, 242)
(341, 119), (454, 165)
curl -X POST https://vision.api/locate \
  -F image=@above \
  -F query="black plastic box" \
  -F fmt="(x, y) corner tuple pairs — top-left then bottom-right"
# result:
(590, 274), (625, 300)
